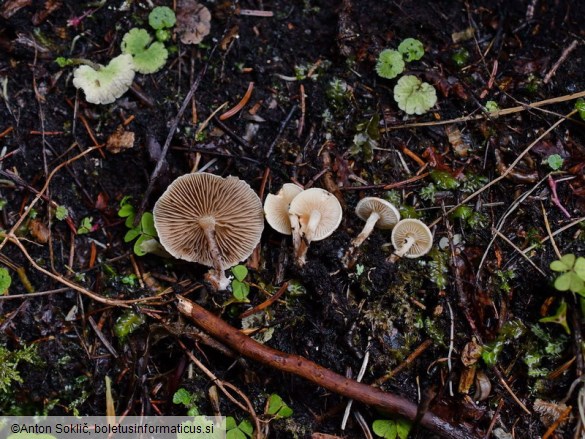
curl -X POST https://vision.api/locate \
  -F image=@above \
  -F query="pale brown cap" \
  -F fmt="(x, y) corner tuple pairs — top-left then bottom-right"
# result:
(355, 197), (400, 229)
(153, 173), (264, 269)
(391, 218), (433, 258)
(288, 188), (342, 242)
(264, 183), (303, 235)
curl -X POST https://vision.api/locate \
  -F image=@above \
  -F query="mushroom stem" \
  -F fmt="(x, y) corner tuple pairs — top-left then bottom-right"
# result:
(390, 235), (416, 262)
(289, 212), (302, 258)
(295, 210), (321, 266)
(199, 217), (229, 290)
(351, 211), (380, 248)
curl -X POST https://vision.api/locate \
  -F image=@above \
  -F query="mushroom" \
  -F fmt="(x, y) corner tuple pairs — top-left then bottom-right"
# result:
(351, 197), (400, 247)
(263, 183), (303, 235)
(388, 218), (433, 262)
(153, 172), (264, 290)
(288, 188), (343, 265)
(343, 197), (400, 268)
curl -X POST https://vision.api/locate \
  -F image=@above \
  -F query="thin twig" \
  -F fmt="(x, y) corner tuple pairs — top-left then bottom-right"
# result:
(492, 228), (547, 277)
(177, 296), (476, 439)
(541, 202), (562, 260)
(544, 40), (579, 84)
(383, 90), (585, 131)
(137, 46), (216, 221)
(430, 109), (577, 228)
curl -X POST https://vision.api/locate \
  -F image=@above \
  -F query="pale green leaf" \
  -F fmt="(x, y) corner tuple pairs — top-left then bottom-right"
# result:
(232, 265), (248, 282)
(375, 49), (405, 79)
(554, 272), (572, 291)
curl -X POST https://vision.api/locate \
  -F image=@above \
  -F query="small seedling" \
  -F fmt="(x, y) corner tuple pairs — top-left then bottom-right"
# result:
(539, 300), (570, 334)
(419, 183), (437, 202)
(372, 417), (412, 439)
(226, 417), (253, 439)
(114, 310), (146, 340)
(72, 54), (135, 105)
(546, 154), (564, 171)
(121, 28), (168, 74)
(148, 6), (176, 31)
(481, 319), (526, 367)
(0, 267), (11, 295)
(172, 388), (200, 416)
(231, 265), (250, 302)
(451, 48), (470, 67)
(485, 100), (500, 113)
(376, 49), (405, 80)
(550, 254), (585, 294)
(77, 216), (94, 234)
(397, 38), (424, 62)
(55, 205), (69, 221)
(350, 114), (380, 162)
(118, 197), (158, 256)
(393, 75), (437, 115)
(266, 393), (293, 419)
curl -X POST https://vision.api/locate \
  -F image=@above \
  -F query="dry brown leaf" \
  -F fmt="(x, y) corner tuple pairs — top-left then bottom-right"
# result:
(29, 219), (50, 244)
(176, 0), (211, 45)
(106, 125), (135, 154)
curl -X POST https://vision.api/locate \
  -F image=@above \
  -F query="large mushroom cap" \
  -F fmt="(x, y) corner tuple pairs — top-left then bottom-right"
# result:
(355, 197), (400, 229)
(391, 218), (433, 258)
(264, 183), (303, 235)
(153, 173), (264, 269)
(288, 187), (342, 241)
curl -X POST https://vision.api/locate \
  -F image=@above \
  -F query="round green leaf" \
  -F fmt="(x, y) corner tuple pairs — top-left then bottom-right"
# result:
(121, 28), (153, 56)
(570, 273), (584, 293)
(393, 75), (437, 115)
(398, 38), (424, 62)
(149, 6), (176, 30)
(550, 260), (570, 272)
(141, 212), (157, 237)
(375, 49), (405, 79)
(232, 265), (248, 282)
(124, 227), (141, 243)
(372, 419), (397, 439)
(574, 257), (585, 279)
(560, 253), (576, 268)
(554, 272), (572, 291)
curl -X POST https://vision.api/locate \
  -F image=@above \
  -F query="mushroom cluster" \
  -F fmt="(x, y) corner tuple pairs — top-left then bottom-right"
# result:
(264, 184), (343, 266)
(153, 172), (264, 290)
(343, 197), (400, 267)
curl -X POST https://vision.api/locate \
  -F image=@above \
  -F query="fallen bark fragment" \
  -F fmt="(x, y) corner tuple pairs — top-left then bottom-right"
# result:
(176, 296), (478, 439)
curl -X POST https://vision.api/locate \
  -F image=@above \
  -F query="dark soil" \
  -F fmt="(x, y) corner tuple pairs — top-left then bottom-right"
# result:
(1, 0), (585, 437)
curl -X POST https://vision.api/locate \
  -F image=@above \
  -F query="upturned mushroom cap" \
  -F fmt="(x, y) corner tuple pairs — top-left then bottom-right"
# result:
(153, 173), (264, 270)
(264, 183), (303, 235)
(288, 188), (342, 242)
(391, 218), (433, 258)
(355, 197), (400, 229)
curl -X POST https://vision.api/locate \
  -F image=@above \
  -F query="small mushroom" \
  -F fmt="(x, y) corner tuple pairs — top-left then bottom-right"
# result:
(352, 197), (400, 247)
(288, 188), (343, 265)
(263, 183), (303, 235)
(343, 197), (399, 268)
(153, 172), (264, 290)
(388, 218), (432, 261)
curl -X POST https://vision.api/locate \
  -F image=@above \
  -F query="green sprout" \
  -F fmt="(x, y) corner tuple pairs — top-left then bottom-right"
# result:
(148, 6), (176, 30)
(266, 393), (293, 419)
(540, 300), (570, 334)
(550, 254), (585, 295)
(350, 114), (380, 162)
(372, 417), (412, 439)
(72, 54), (135, 105)
(451, 48), (470, 67)
(375, 49), (405, 79)
(485, 100), (500, 113)
(397, 38), (424, 62)
(231, 265), (250, 302)
(55, 205), (69, 221)
(393, 75), (437, 115)
(114, 310), (146, 340)
(173, 388), (200, 416)
(546, 154), (564, 171)
(121, 28), (169, 74)
(0, 267), (11, 295)
(118, 197), (158, 256)
(77, 217), (94, 234)
(226, 417), (253, 439)
(430, 169), (459, 190)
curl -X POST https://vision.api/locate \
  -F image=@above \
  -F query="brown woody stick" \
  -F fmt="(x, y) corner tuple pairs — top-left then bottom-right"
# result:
(176, 296), (477, 439)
